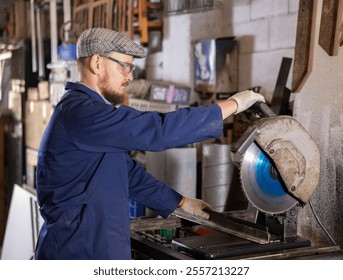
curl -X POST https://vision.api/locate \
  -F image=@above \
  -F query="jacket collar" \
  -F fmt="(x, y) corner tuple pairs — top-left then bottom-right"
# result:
(65, 81), (109, 104)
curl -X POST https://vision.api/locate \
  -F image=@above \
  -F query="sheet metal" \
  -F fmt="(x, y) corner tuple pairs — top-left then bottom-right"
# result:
(173, 208), (273, 244)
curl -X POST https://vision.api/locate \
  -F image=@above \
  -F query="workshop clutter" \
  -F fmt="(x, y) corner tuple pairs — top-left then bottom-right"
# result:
(73, 0), (163, 45)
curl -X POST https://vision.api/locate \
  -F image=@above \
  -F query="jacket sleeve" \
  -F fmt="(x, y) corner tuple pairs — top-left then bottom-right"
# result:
(126, 154), (182, 218)
(60, 97), (223, 153)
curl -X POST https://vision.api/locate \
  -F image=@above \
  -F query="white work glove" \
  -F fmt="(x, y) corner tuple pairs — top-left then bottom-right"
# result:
(179, 196), (211, 219)
(228, 90), (265, 114)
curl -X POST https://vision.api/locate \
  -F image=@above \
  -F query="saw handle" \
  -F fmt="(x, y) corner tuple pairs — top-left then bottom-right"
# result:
(246, 101), (277, 118)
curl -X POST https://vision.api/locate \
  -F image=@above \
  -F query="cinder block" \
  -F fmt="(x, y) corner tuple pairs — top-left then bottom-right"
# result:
(251, 0), (273, 19)
(222, 0), (251, 24)
(233, 19), (269, 53)
(251, 0), (288, 20)
(271, 0), (289, 16)
(238, 49), (294, 99)
(289, 0), (300, 13)
(270, 14), (297, 50)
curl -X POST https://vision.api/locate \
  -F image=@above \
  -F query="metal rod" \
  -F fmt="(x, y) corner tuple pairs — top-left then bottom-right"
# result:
(50, 0), (58, 64)
(173, 208), (272, 244)
(30, 0), (37, 72)
(36, 8), (45, 78)
(63, 0), (71, 43)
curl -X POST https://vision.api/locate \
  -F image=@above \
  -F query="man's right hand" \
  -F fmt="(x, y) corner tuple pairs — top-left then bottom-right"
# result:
(228, 90), (265, 114)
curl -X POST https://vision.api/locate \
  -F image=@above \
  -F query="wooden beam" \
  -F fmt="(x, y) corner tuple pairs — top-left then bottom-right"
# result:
(138, 0), (149, 44)
(292, 0), (315, 93)
(318, 0), (343, 56)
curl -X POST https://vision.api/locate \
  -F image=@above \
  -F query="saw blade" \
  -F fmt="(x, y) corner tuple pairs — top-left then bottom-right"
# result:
(240, 142), (298, 214)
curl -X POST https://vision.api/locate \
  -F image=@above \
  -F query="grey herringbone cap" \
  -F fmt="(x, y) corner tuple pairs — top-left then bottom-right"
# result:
(76, 28), (145, 59)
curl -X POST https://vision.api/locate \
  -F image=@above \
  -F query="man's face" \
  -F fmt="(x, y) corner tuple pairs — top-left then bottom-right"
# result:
(97, 52), (134, 105)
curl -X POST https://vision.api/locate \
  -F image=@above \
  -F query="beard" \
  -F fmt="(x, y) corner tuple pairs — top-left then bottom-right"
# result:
(98, 71), (130, 106)
(101, 88), (124, 106)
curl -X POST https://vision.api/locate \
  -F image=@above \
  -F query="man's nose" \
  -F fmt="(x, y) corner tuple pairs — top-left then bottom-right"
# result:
(127, 71), (133, 81)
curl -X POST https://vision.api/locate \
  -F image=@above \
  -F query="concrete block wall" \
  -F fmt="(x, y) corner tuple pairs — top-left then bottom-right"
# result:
(222, 0), (298, 102)
(149, 0), (299, 103)
(161, 15), (193, 86)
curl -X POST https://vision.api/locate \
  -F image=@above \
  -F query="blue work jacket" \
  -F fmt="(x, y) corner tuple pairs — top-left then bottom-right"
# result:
(34, 81), (223, 260)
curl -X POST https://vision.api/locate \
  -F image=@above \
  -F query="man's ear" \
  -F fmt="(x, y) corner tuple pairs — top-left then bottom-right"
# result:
(89, 54), (101, 75)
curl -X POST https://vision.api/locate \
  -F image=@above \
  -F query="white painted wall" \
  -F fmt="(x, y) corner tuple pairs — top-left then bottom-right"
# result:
(148, 0), (298, 103)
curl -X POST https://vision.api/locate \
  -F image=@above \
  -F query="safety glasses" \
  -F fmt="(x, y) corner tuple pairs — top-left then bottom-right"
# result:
(100, 55), (136, 76)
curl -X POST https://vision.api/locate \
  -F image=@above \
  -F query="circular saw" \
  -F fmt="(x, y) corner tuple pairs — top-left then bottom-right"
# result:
(231, 102), (320, 215)
(240, 142), (298, 214)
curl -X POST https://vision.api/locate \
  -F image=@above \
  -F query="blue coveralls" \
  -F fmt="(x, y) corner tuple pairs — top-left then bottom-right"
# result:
(34, 81), (223, 259)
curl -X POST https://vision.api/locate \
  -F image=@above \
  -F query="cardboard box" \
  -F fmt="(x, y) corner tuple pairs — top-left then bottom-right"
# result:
(25, 100), (53, 150)
(27, 88), (39, 101)
(38, 81), (50, 100)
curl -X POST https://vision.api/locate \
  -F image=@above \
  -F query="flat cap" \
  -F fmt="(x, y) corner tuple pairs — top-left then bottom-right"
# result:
(76, 28), (145, 59)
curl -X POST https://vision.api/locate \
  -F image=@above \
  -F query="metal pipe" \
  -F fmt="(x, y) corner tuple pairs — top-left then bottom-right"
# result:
(50, 0), (58, 64)
(202, 144), (234, 212)
(63, 0), (71, 43)
(30, 0), (37, 72)
(36, 8), (45, 78)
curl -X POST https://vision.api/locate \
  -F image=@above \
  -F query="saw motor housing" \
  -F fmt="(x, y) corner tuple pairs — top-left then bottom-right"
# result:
(230, 102), (320, 241)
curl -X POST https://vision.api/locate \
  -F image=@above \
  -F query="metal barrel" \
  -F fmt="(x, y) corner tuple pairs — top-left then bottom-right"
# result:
(202, 144), (234, 212)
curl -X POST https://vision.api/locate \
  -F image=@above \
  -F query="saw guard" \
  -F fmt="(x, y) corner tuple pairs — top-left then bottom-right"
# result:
(254, 116), (320, 204)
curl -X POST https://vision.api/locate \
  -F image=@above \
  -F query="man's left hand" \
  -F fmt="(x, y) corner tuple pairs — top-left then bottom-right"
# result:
(178, 196), (211, 219)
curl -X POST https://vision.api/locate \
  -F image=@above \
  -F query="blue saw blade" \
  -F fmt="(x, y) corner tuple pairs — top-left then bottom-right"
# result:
(240, 142), (298, 214)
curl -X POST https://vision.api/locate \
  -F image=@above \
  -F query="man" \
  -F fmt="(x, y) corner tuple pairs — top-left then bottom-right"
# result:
(35, 28), (265, 260)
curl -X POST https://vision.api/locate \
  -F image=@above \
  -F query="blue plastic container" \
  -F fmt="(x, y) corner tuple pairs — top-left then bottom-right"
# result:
(58, 44), (77, 61)
(129, 199), (145, 219)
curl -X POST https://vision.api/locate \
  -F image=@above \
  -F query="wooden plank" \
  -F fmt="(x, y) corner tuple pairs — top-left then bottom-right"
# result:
(292, 0), (315, 93)
(107, 0), (114, 29)
(92, 1), (108, 28)
(74, 0), (111, 29)
(74, 2), (91, 30)
(139, 0), (149, 44)
(319, 0), (343, 56)
(127, 0), (134, 38)
(88, 0), (94, 29)
(118, 0), (126, 33)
